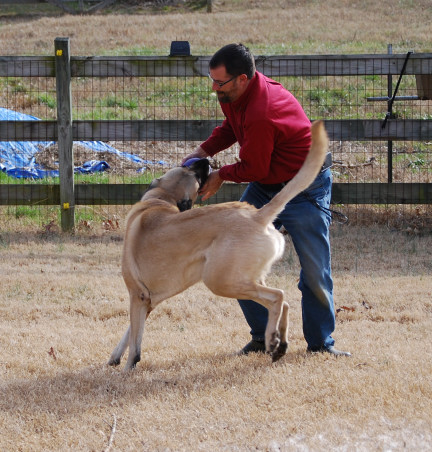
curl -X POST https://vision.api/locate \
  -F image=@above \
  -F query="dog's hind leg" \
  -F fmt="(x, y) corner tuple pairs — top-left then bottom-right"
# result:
(271, 301), (289, 363)
(207, 277), (289, 362)
(108, 326), (130, 367)
(243, 284), (289, 362)
(255, 286), (289, 362)
(124, 290), (150, 370)
(240, 284), (289, 362)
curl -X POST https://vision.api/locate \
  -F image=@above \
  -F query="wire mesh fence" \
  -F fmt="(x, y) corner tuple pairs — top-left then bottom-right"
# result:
(0, 47), (431, 232)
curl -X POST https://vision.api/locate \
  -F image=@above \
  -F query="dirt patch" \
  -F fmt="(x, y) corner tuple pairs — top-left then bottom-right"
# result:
(34, 140), (238, 176)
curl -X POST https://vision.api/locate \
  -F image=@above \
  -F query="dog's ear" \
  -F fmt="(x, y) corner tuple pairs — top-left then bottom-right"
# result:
(143, 178), (159, 195)
(187, 158), (210, 189)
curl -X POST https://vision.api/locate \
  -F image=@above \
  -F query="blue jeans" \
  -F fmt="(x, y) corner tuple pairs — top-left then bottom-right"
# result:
(238, 168), (335, 350)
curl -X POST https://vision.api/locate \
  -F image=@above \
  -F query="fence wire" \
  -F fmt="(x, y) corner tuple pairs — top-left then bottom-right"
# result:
(0, 53), (431, 232)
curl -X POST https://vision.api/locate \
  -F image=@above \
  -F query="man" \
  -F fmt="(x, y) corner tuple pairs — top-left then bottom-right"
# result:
(182, 43), (350, 357)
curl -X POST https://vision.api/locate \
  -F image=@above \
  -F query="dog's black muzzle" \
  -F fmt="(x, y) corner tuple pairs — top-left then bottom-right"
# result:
(177, 199), (193, 212)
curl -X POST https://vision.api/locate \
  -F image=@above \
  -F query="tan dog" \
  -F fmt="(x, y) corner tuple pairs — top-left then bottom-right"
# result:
(108, 120), (328, 370)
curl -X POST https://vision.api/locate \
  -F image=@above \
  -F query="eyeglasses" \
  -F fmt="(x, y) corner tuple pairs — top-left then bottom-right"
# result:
(208, 73), (237, 88)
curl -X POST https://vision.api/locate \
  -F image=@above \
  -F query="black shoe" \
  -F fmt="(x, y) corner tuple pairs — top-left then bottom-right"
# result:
(307, 345), (351, 357)
(239, 340), (266, 355)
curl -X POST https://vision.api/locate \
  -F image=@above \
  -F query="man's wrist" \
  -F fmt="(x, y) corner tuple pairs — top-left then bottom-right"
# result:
(197, 146), (210, 158)
(213, 169), (223, 182)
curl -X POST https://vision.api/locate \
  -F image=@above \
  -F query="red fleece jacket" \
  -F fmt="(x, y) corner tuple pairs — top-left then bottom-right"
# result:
(201, 71), (312, 184)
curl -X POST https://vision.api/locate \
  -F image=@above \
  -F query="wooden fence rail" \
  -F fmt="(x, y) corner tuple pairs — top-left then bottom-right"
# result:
(1, 39), (431, 230)
(1, 53), (432, 77)
(2, 119), (432, 142)
(2, 183), (431, 207)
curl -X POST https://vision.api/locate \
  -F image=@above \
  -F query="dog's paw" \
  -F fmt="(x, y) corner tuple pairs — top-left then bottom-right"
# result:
(271, 342), (288, 363)
(268, 331), (281, 353)
(108, 357), (121, 367)
(123, 353), (141, 371)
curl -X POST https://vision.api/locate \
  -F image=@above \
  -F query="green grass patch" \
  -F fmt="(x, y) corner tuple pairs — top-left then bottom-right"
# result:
(37, 93), (57, 109)
(13, 205), (40, 220)
(0, 172), (58, 185)
(74, 171), (159, 184)
(1, 170), (159, 185)
(97, 95), (139, 110)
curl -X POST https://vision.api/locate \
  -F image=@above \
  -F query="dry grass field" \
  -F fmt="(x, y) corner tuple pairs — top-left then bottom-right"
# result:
(0, 226), (431, 451)
(0, 0), (431, 55)
(1, 1), (432, 451)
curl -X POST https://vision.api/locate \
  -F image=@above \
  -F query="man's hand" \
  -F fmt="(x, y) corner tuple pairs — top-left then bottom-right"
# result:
(181, 146), (209, 166)
(199, 170), (224, 201)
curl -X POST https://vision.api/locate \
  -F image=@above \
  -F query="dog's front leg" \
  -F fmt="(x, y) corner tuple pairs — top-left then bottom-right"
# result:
(108, 326), (130, 367)
(124, 291), (150, 370)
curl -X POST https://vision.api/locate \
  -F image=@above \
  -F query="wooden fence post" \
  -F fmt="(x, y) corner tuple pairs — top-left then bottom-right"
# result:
(55, 37), (75, 232)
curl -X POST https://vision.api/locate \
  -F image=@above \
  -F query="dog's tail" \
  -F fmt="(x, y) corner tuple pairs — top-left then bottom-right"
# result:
(254, 120), (329, 226)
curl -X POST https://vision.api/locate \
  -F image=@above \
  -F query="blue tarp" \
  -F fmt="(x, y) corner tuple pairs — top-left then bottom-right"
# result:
(0, 108), (167, 179)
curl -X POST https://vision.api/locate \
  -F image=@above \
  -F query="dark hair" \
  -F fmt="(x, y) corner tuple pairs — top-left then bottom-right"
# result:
(209, 43), (256, 79)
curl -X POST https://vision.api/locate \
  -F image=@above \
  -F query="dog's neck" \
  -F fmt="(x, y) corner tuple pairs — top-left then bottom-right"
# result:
(142, 186), (194, 212)
(142, 187), (177, 207)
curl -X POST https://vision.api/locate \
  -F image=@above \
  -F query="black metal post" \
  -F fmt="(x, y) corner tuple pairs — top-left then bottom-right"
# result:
(387, 44), (393, 183)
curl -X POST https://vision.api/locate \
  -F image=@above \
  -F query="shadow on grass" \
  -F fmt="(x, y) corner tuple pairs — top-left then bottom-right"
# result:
(0, 349), (308, 417)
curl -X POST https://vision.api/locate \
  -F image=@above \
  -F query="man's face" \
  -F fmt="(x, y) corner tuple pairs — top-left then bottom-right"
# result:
(209, 66), (248, 103)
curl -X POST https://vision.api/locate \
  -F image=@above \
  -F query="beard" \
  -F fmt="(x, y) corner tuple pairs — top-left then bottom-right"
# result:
(216, 91), (232, 103)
